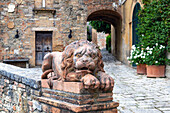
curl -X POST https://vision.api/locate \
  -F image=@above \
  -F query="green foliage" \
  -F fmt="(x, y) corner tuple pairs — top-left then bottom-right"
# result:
(145, 44), (166, 65)
(89, 21), (111, 34)
(142, 0), (151, 4)
(106, 34), (111, 53)
(87, 26), (92, 41)
(136, 0), (170, 65)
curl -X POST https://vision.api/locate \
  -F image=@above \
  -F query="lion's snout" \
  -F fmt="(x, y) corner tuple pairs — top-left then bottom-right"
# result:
(75, 60), (95, 71)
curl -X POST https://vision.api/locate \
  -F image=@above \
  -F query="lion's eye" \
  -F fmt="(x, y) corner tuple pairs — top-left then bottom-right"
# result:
(76, 54), (81, 57)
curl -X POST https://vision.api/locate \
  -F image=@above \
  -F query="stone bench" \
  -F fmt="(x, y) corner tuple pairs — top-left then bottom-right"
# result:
(3, 58), (29, 68)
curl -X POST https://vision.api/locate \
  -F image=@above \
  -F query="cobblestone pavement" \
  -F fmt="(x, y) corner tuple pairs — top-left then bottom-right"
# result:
(101, 49), (170, 113)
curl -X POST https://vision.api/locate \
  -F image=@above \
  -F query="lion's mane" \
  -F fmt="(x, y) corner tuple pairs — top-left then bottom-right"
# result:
(61, 40), (104, 79)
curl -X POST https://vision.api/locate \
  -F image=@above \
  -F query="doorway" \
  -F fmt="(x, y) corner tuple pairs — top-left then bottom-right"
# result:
(35, 31), (52, 66)
(132, 3), (141, 46)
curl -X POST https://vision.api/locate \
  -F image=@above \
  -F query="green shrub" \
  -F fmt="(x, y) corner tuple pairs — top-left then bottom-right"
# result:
(106, 34), (111, 53)
(136, 0), (170, 65)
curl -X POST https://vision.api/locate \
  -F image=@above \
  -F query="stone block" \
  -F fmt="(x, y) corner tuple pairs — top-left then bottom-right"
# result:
(40, 80), (119, 112)
(41, 79), (84, 94)
(35, 96), (119, 113)
(51, 107), (61, 113)
(33, 100), (42, 111)
(18, 83), (26, 89)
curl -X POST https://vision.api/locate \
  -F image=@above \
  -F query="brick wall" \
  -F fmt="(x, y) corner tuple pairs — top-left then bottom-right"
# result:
(0, 0), (121, 67)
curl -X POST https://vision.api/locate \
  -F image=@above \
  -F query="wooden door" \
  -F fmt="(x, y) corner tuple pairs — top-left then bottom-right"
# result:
(36, 32), (52, 66)
(132, 3), (141, 46)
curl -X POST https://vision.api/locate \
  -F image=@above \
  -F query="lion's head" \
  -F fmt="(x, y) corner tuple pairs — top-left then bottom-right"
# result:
(61, 40), (104, 80)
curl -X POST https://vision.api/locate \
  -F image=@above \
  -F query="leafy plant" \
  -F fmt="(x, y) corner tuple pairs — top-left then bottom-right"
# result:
(127, 45), (146, 65)
(142, 0), (151, 4)
(87, 26), (92, 41)
(106, 34), (111, 53)
(144, 43), (166, 65)
(89, 21), (111, 34)
(136, 0), (170, 65)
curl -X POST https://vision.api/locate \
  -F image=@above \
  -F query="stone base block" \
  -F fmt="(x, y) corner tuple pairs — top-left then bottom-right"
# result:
(40, 79), (119, 113)
(35, 97), (119, 113)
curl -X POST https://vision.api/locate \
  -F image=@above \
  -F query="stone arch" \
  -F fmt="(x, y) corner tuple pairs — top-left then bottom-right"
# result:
(87, 9), (122, 58)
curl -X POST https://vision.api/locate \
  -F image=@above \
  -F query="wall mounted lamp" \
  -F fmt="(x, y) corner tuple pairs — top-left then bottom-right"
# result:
(15, 29), (19, 38)
(68, 29), (72, 38)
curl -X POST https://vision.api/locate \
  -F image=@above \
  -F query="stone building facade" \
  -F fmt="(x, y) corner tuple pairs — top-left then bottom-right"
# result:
(0, 0), (143, 67)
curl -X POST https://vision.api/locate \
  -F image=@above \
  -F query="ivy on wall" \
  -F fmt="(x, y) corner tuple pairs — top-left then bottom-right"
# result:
(137, 0), (170, 65)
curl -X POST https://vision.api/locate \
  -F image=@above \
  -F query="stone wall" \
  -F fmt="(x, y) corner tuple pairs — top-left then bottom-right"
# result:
(0, 0), (121, 67)
(97, 32), (107, 50)
(0, 63), (42, 112)
(0, 63), (119, 113)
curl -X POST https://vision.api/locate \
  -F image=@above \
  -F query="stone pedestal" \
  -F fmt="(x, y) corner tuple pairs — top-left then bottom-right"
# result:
(37, 79), (119, 113)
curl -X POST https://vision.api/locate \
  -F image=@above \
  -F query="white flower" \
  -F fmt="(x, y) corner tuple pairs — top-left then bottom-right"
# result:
(127, 57), (130, 60)
(146, 46), (150, 50)
(136, 63), (138, 65)
(149, 51), (152, 54)
(156, 43), (158, 46)
(159, 45), (165, 49)
(132, 45), (136, 50)
(134, 56), (137, 59)
(150, 48), (153, 50)
(155, 61), (158, 63)
(142, 34), (144, 37)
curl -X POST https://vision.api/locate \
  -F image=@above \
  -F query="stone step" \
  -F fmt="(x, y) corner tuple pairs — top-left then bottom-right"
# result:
(34, 96), (119, 113)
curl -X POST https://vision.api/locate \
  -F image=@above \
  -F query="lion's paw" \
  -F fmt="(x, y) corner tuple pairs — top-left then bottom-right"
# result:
(80, 74), (100, 89)
(99, 73), (114, 91)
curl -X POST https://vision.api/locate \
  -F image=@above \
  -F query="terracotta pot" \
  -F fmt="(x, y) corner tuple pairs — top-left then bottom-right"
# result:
(146, 65), (165, 78)
(137, 64), (147, 75)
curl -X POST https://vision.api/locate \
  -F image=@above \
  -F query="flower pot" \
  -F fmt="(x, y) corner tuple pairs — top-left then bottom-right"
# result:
(137, 64), (146, 75)
(146, 65), (165, 78)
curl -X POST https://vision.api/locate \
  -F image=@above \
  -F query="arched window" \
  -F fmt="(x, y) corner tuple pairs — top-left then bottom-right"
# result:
(132, 3), (141, 46)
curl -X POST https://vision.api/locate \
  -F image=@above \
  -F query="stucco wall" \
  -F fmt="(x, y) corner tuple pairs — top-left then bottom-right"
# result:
(118, 0), (142, 64)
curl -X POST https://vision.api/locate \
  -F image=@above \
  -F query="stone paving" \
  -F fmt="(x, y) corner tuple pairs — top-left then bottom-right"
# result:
(101, 49), (170, 113)
(21, 49), (170, 113)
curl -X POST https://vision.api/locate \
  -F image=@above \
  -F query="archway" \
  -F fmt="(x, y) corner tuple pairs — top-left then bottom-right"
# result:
(132, 3), (141, 46)
(87, 10), (122, 58)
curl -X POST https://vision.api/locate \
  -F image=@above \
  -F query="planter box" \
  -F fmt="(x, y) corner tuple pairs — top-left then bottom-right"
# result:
(147, 65), (165, 78)
(137, 64), (146, 75)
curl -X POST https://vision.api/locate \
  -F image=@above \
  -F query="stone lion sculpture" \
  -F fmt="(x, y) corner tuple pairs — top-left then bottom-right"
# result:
(41, 40), (114, 91)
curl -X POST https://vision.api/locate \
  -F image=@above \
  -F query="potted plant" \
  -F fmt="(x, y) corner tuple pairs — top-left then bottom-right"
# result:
(127, 45), (147, 75)
(144, 44), (166, 77)
(136, 0), (169, 77)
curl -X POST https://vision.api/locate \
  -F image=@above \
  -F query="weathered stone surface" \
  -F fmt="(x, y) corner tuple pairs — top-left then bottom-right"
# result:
(34, 96), (119, 113)
(0, 63), (41, 89)
(41, 40), (114, 93)
(0, 61), (118, 112)
(0, 0), (123, 67)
